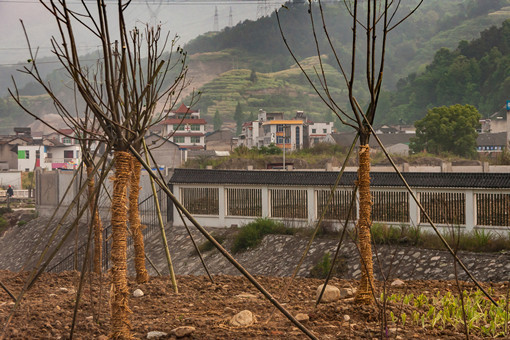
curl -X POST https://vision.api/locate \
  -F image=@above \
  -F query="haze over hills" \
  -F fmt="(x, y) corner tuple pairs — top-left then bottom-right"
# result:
(1, 0), (510, 134)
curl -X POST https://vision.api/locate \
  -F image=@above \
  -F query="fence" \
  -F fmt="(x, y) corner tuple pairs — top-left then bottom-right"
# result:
(170, 170), (510, 232)
(47, 189), (168, 273)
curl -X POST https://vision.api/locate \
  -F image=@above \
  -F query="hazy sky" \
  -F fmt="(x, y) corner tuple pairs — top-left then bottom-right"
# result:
(0, 0), (284, 65)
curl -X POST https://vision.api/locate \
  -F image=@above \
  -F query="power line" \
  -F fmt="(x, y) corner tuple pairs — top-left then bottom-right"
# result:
(0, 0), (283, 4)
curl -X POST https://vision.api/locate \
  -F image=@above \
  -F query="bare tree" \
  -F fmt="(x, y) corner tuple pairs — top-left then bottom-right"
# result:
(277, 0), (422, 304)
(10, 0), (190, 337)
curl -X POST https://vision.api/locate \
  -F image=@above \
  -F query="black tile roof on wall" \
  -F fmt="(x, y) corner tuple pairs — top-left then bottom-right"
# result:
(169, 169), (510, 189)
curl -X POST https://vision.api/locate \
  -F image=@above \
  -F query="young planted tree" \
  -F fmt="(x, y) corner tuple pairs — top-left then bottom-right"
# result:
(13, 1), (189, 337)
(278, 0), (422, 304)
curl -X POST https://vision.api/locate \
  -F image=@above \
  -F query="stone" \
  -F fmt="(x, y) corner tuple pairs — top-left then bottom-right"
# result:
(339, 287), (355, 298)
(235, 293), (258, 299)
(171, 326), (196, 338)
(316, 284), (341, 303)
(343, 315), (350, 322)
(97, 335), (108, 340)
(430, 256), (441, 261)
(147, 331), (168, 339)
(295, 313), (309, 322)
(230, 310), (255, 327)
(133, 289), (144, 297)
(391, 279), (405, 287)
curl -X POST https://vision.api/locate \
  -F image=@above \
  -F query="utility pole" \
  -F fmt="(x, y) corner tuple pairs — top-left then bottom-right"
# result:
(213, 6), (219, 32)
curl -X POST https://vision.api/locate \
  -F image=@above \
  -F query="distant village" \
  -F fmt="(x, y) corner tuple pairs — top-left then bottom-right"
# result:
(1, 103), (509, 173)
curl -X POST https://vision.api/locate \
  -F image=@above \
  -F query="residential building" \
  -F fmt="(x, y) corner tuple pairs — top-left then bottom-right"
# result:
(158, 103), (207, 150)
(262, 119), (304, 151)
(238, 109), (334, 150)
(144, 133), (182, 170)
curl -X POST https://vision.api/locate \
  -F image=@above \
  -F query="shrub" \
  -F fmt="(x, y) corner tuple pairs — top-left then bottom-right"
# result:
(309, 252), (347, 279)
(0, 215), (7, 234)
(232, 218), (295, 253)
(195, 233), (226, 254)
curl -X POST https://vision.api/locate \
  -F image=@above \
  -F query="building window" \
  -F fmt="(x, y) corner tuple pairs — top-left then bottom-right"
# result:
(36, 150), (40, 159)
(312, 128), (316, 134)
(174, 136), (185, 143)
(64, 150), (74, 159)
(18, 150), (30, 159)
(63, 137), (72, 144)
(226, 188), (262, 217)
(372, 191), (409, 223)
(190, 124), (200, 131)
(277, 125), (284, 132)
(476, 193), (510, 226)
(173, 124), (185, 131)
(270, 189), (307, 219)
(323, 129), (327, 133)
(181, 187), (219, 215)
(190, 136), (201, 144)
(316, 189), (356, 221)
(419, 192), (465, 225)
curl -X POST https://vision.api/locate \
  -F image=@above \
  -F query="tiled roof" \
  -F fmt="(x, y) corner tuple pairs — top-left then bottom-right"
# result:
(477, 132), (507, 146)
(160, 119), (207, 125)
(169, 169), (510, 189)
(173, 103), (198, 114)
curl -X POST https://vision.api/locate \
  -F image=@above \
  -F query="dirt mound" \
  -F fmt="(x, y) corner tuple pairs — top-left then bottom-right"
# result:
(0, 271), (503, 339)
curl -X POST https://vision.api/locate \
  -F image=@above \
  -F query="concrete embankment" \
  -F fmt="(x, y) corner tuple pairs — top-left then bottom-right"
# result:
(1, 217), (509, 282)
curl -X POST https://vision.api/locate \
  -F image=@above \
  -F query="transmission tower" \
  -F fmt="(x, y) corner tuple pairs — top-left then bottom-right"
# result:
(228, 6), (233, 27)
(256, 0), (271, 19)
(144, 0), (163, 25)
(213, 6), (219, 32)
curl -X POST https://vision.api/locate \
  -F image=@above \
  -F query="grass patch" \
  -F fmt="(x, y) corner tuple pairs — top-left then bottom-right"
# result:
(382, 289), (509, 337)
(371, 224), (510, 252)
(194, 233), (227, 254)
(309, 252), (347, 279)
(0, 215), (8, 234)
(232, 218), (296, 253)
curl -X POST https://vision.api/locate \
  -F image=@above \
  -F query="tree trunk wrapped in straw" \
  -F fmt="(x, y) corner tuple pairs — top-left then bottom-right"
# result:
(87, 165), (103, 274)
(129, 155), (149, 283)
(354, 144), (374, 304)
(111, 151), (132, 339)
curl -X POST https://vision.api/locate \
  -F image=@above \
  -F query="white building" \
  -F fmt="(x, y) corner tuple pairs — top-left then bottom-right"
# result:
(158, 104), (207, 150)
(262, 120), (304, 151)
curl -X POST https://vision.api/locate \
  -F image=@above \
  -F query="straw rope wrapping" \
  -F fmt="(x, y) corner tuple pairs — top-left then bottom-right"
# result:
(110, 151), (133, 339)
(87, 165), (103, 274)
(354, 144), (375, 304)
(129, 155), (149, 283)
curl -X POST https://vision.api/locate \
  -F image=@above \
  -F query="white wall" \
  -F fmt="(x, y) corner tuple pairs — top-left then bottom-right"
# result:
(0, 172), (22, 189)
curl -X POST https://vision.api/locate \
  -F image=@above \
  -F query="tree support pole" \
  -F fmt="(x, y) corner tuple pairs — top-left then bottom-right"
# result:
(142, 140), (178, 293)
(129, 144), (318, 340)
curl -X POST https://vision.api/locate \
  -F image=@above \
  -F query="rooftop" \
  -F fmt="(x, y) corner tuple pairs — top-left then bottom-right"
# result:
(169, 169), (510, 189)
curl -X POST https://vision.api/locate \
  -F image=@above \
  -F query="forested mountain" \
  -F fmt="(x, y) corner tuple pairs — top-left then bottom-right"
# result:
(1, 0), (510, 133)
(382, 19), (510, 124)
(186, 0), (510, 89)
(182, 0), (510, 125)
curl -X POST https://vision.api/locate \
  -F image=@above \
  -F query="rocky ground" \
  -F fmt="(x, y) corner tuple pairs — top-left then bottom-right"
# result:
(1, 270), (508, 339)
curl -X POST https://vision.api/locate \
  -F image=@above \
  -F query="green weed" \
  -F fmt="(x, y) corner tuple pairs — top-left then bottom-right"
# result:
(232, 218), (295, 253)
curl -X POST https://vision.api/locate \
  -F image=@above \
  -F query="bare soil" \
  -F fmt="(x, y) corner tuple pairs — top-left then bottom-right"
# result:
(0, 271), (506, 339)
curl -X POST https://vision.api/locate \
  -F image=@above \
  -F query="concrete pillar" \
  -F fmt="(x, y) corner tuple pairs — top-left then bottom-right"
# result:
(261, 186), (269, 217)
(307, 187), (315, 226)
(218, 186), (225, 226)
(408, 189), (420, 226)
(441, 161), (452, 173)
(465, 190), (475, 232)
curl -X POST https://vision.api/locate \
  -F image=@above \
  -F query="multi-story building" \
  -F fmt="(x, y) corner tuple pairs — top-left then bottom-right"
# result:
(238, 109), (334, 150)
(158, 104), (207, 150)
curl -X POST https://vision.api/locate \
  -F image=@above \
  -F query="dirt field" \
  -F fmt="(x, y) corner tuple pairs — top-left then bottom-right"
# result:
(0, 270), (507, 339)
